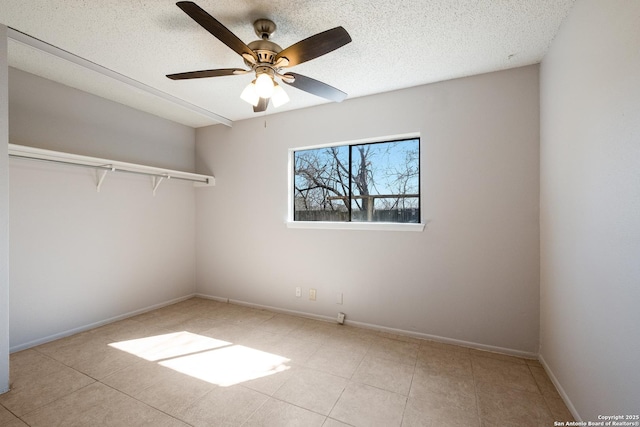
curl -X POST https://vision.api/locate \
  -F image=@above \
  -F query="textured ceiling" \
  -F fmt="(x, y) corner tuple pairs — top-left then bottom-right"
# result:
(1, 0), (575, 127)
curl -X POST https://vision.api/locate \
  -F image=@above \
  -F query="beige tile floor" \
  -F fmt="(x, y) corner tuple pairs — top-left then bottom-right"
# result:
(0, 297), (575, 426)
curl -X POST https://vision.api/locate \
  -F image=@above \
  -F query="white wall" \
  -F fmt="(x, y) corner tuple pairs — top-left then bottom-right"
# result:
(0, 25), (10, 393)
(196, 65), (540, 354)
(8, 70), (198, 350)
(9, 68), (195, 172)
(540, 0), (640, 420)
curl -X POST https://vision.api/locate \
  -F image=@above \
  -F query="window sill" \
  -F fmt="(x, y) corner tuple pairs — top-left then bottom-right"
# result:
(286, 221), (427, 232)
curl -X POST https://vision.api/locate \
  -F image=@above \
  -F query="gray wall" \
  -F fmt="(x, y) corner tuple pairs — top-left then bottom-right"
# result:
(0, 25), (9, 393)
(540, 0), (640, 420)
(8, 69), (198, 350)
(195, 65), (541, 355)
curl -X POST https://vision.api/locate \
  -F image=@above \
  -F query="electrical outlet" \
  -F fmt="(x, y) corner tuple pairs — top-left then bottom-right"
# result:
(295, 287), (301, 297)
(309, 289), (317, 301)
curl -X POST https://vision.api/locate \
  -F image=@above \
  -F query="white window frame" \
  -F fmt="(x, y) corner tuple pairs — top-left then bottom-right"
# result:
(286, 132), (426, 232)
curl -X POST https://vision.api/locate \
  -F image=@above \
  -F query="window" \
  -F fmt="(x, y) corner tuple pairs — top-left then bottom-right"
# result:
(292, 137), (420, 226)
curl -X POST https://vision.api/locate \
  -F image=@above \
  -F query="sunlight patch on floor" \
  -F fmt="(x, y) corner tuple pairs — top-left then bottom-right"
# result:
(109, 331), (291, 386)
(160, 344), (290, 386)
(109, 331), (230, 361)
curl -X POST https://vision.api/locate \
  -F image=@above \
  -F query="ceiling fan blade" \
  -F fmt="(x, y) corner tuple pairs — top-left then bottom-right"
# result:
(176, 1), (257, 61)
(166, 68), (246, 80)
(275, 27), (351, 67)
(282, 73), (347, 102)
(253, 97), (269, 113)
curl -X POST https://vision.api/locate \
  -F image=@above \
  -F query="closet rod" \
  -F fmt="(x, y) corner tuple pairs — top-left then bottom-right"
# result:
(9, 153), (210, 184)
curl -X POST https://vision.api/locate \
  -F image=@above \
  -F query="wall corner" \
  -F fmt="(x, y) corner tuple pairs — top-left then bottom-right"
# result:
(0, 23), (11, 394)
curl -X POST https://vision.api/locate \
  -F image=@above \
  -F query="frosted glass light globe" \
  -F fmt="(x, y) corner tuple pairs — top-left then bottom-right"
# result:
(255, 73), (275, 98)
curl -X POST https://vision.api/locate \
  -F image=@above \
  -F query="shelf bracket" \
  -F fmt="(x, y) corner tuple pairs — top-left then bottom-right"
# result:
(96, 165), (114, 192)
(152, 175), (170, 196)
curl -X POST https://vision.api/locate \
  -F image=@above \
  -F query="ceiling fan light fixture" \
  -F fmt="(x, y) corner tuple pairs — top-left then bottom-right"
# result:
(271, 83), (289, 108)
(169, 3), (352, 113)
(240, 81), (260, 106)
(255, 72), (275, 98)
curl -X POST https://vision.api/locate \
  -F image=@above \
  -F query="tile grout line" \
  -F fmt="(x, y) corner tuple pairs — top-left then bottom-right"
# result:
(15, 381), (97, 424)
(237, 333), (356, 424)
(236, 385), (273, 427)
(527, 362), (557, 420)
(3, 349), (99, 422)
(398, 345), (420, 427)
(97, 380), (196, 427)
(325, 386), (348, 424)
(470, 356), (485, 425)
(0, 400), (23, 423)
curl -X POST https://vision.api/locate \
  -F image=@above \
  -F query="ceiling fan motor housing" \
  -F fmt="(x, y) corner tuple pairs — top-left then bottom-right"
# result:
(246, 39), (282, 66)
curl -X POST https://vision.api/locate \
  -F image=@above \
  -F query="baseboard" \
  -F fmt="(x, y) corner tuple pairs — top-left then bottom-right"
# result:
(193, 293), (229, 304)
(226, 298), (337, 323)
(10, 294), (197, 353)
(199, 293), (538, 359)
(346, 318), (538, 359)
(539, 354), (582, 422)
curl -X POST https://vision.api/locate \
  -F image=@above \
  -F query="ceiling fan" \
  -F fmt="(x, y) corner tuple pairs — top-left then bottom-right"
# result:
(166, 1), (352, 113)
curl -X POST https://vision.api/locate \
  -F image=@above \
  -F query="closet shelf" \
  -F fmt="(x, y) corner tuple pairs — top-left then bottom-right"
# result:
(8, 143), (215, 195)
